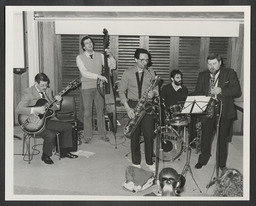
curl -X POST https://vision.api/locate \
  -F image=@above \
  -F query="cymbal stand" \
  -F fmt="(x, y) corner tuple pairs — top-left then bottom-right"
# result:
(195, 117), (202, 154)
(181, 121), (202, 193)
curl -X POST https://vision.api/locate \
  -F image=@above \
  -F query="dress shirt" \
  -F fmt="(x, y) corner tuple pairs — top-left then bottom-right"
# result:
(31, 85), (60, 114)
(119, 65), (158, 105)
(76, 51), (116, 80)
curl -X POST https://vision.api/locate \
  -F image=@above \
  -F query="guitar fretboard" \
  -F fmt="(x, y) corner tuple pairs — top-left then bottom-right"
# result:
(42, 79), (80, 109)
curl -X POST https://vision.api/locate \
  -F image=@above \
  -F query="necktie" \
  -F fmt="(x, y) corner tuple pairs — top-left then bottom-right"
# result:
(207, 74), (216, 118)
(135, 71), (144, 99)
(40, 92), (45, 99)
(89, 54), (93, 59)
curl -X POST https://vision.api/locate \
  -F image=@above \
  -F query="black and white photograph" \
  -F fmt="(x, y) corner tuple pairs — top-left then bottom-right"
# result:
(4, 3), (253, 204)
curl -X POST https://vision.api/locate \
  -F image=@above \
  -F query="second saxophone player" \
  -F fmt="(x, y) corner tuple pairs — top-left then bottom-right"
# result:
(119, 48), (159, 172)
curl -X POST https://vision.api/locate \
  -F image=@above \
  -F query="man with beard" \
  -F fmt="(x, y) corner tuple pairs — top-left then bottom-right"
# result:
(160, 70), (190, 152)
(161, 69), (188, 110)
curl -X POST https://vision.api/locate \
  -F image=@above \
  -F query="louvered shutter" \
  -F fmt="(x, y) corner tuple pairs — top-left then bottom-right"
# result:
(88, 35), (104, 53)
(209, 37), (229, 66)
(178, 37), (201, 93)
(59, 35), (231, 119)
(60, 35), (81, 118)
(148, 36), (171, 85)
(60, 34), (104, 120)
(117, 36), (140, 81)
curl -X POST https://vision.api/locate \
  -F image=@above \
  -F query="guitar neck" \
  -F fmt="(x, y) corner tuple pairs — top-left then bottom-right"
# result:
(44, 80), (79, 109)
(47, 87), (70, 106)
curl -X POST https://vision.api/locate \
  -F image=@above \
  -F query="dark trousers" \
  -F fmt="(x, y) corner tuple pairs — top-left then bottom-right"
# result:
(198, 116), (231, 168)
(128, 100), (155, 165)
(37, 120), (73, 156)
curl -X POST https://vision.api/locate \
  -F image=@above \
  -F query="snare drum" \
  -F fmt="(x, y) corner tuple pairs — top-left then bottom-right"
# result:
(170, 115), (189, 126)
(168, 104), (189, 126)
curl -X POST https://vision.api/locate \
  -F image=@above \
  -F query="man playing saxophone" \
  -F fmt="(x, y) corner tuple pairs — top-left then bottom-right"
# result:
(119, 48), (158, 172)
(194, 53), (241, 170)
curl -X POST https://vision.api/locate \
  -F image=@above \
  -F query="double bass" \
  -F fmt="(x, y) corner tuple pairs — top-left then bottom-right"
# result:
(97, 28), (118, 148)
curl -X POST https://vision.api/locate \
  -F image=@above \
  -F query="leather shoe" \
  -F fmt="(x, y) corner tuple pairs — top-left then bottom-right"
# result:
(195, 163), (204, 169)
(84, 137), (92, 144)
(61, 152), (78, 159)
(102, 136), (109, 142)
(220, 166), (227, 171)
(41, 154), (54, 164)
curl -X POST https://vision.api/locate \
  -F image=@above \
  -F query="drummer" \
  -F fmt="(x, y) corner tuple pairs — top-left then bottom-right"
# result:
(161, 69), (188, 110)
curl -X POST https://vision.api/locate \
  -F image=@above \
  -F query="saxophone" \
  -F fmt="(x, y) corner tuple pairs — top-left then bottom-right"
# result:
(206, 73), (218, 118)
(206, 98), (216, 118)
(124, 76), (160, 138)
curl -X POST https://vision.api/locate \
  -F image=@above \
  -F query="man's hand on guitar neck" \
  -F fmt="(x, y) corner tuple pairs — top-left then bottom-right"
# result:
(55, 95), (62, 102)
(54, 95), (62, 107)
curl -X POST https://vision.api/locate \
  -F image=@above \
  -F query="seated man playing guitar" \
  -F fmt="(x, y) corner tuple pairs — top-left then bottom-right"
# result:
(16, 73), (78, 164)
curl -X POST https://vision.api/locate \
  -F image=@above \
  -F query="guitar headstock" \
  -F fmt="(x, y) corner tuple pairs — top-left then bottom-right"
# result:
(67, 79), (81, 90)
(103, 28), (110, 49)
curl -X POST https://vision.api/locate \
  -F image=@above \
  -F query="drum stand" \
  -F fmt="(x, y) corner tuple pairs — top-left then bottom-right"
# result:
(181, 123), (202, 193)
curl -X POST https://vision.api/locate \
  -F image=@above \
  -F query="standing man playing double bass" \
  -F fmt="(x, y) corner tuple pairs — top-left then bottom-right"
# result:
(76, 36), (116, 144)
(194, 53), (241, 170)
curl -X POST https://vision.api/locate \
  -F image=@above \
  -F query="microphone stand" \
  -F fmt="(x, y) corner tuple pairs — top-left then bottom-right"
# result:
(206, 100), (223, 189)
(180, 100), (202, 193)
(154, 81), (164, 184)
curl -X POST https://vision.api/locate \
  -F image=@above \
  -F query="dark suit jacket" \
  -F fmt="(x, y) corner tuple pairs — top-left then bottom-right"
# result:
(194, 67), (241, 120)
(16, 85), (59, 116)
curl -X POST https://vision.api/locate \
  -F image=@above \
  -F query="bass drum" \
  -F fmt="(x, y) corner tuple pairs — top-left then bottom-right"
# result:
(160, 126), (184, 162)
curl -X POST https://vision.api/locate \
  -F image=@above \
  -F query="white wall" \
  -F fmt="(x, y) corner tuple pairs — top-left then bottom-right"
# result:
(13, 11), (25, 68)
(55, 20), (240, 37)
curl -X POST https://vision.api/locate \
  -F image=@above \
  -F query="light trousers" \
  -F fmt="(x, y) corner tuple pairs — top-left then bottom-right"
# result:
(81, 88), (106, 138)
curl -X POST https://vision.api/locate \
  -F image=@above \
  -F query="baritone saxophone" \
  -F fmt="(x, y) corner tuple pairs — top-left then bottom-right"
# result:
(124, 76), (160, 138)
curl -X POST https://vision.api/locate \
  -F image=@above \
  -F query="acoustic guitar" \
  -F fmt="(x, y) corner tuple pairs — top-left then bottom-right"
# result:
(18, 79), (80, 134)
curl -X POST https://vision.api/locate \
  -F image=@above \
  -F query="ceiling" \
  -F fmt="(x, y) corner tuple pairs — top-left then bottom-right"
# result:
(34, 11), (244, 20)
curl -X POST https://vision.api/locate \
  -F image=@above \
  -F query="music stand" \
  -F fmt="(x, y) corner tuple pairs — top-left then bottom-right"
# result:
(179, 96), (211, 193)
(181, 96), (211, 115)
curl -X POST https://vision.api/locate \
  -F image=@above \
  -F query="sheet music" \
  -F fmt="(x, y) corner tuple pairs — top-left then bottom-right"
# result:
(181, 96), (211, 114)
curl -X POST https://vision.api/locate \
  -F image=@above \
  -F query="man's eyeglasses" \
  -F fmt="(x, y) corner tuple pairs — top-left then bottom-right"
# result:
(138, 59), (149, 63)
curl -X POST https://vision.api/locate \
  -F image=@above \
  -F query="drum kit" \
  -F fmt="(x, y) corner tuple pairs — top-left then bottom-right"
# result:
(159, 104), (201, 162)
(154, 102), (203, 193)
